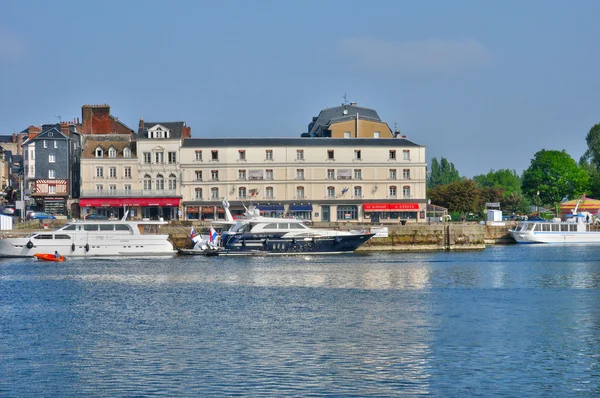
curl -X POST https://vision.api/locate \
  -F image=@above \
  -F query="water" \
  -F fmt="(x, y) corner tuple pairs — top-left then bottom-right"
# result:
(1, 245), (599, 396)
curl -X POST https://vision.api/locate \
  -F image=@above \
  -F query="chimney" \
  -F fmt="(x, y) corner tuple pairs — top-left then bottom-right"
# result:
(394, 129), (401, 138)
(139, 118), (144, 130)
(12, 133), (16, 143)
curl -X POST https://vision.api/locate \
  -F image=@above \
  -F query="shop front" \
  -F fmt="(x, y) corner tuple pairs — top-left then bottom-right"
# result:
(289, 204), (313, 219)
(363, 203), (421, 223)
(79, 197), (181, 220)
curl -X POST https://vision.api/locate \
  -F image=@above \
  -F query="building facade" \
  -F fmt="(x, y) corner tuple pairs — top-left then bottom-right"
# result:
(179, 138), (426, 223)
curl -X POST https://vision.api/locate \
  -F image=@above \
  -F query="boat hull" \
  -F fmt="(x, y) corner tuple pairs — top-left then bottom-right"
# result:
(510, 230), (600, 244)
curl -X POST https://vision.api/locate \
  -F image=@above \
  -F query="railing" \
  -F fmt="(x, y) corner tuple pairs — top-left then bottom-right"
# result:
(81, 189), (178, 197)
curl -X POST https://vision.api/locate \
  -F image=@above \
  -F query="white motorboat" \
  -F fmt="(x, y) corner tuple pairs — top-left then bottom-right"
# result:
(217, 200), (374, 255)
(0, 217), (176, 258)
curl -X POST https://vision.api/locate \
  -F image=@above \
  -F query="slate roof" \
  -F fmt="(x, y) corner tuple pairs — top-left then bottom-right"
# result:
(181, 137), (422, 148)
(138, 121), (187, 140)
(22, 124), (68, 145)
(81, 139), (137, 159)
(308, 104), (385, 136)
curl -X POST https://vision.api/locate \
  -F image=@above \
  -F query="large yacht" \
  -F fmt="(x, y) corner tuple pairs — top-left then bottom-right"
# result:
(0, 217), (176, 258)
(217, 200), (374, 255)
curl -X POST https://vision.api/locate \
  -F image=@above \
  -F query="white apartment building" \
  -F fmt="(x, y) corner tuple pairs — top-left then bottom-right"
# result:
(179, 138), (426, 223)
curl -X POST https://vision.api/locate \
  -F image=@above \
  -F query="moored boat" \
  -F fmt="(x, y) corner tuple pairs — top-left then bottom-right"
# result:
(34, 253), (65, 262)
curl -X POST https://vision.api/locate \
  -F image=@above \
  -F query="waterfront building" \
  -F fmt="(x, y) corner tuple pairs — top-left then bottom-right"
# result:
(179, 137), (426, 223)
(135, 119), (191, 220)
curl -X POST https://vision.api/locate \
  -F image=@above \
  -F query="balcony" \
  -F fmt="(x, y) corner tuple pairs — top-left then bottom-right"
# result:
(81, 189), (178, 197)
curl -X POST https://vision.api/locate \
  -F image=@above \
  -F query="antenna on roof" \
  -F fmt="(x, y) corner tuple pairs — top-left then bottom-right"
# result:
(55, 115), (62, 122)
(342, 93), (348, 105)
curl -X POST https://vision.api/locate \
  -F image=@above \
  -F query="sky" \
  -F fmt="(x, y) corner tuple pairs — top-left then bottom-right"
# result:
(1, 0), (599, 178)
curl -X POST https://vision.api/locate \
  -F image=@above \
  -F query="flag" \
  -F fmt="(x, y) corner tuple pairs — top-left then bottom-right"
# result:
(209, 227), (218, 243)
(341, 187), (349, 194)
(190, 226), (196, 239)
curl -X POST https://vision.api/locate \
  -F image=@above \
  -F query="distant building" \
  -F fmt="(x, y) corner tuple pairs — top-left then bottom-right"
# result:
(302, 102), (396, 138)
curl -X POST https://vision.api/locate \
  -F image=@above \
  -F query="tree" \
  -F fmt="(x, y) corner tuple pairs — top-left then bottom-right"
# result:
(428, 157), (462, 188)
(580, 123), (600, 169)
(473, 169), (522, 195)
(522, 149), (589, 207)
(428, 179), (484, 214)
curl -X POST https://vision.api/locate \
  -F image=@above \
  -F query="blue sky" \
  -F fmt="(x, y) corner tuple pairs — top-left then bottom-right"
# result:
(1, 0), (599, 177)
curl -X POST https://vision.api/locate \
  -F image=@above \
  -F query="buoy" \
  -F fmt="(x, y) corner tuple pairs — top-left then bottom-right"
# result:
(85, 243), (90, 252)
(26, 241), (33, 249)
(71, 243), (75, 252)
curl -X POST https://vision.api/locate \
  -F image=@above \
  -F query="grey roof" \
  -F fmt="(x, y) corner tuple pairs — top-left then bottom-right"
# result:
(138, 121), (186, 140)
(22, 124), (69, 145)
(181, 137), (422, 148)
(0, 135), (16, 143)
(308, 104), (384, 136)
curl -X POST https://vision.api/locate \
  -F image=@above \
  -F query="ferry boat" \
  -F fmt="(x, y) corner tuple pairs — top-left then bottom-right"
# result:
(0, 217), (176, 258)
(217, 200), (374, 255)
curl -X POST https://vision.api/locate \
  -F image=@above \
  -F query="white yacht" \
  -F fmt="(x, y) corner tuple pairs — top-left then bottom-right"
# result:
(217, 200), (374, 255)
(0, 218), (176, 258)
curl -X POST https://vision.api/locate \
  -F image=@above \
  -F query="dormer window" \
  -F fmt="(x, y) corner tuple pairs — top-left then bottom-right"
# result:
(108, 147), (117, 158)
(95, 147), (103, 158)
(150, 125), (170, 139)
(123, 147), (131, 158)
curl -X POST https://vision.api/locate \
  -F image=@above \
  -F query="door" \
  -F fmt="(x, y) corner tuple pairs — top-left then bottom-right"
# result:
(322, 205), (330, 222)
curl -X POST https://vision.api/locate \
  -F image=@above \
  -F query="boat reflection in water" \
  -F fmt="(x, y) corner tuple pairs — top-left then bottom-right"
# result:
(216, 200), (374, 255)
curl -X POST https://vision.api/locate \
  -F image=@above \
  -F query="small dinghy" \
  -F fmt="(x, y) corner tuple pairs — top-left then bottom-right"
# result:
(34, 253), (65, 262)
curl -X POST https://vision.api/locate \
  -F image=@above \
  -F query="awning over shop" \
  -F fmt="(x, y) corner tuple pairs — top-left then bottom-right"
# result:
(363, 203), (420, 211)
(256, 205), (285, 211)
(79, 198), (181, 207)
(186, 206), (199, 213)
(289, 204), (313, 211)
(202, 206), (214, 214)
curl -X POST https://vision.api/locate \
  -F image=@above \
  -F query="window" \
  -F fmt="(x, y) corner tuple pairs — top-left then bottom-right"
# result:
(43, 140), (47, 148)
(195, 171), (203, 181)
(109, 167), (117, 178)
(239, 187), (247, 198)
(124, 184), (131, 192)
(96, 148), (103, 158)
(156, 174), (164, 190)
(168, 174), (177, 190)
(389, 186), (397, 197)
(195, 151), (203, 161)
(403, 186), (411, 198)
(96, 184), (103, 192)
(109, 184), (117, 193)
(143, 152), (151, 164)
(96, 167), (103, 178)
(108, 147), (116, 158)
(266, 150), (273, 160)
(389, 150), (396, 160)
(403, 169), (411, 179)
(143, 174), (152, 190)
(296, 169), (304, 180)
(211, 187), (219, 199)
(168, 151), (177, 164)
(238, 170), (247, 180)
(155, 151), (164, 164)
(327, 169), (335, 180)
(123, 147), (131, 158)
(403, 150), (410, 160)
(354, 169), (362, 180)
(54, 141), (58, 149)
(296, 150), (304, 160)
(238, 150), (246, 161)
(195, 188), (203, 199)
(211, 170), (219, 181)
(211, 150), (219, 161)
(49, 185), (56, 194)
(124, 167), (131, 179)
(327, 150), (335, 160)
(266, 169), (274, 180)
(354, 186), (362, 198)
(344, 131), (351, 138)
(354, 150), (361, 160)
(374, 131), (380, 138)
(266, 186), (274, 199)
(389, 169), (397, 180)
(296, 186), (305, 199)
(48, 154), (55, 163)
(327, 186), (335, 198)
(337, 205), (358, 221)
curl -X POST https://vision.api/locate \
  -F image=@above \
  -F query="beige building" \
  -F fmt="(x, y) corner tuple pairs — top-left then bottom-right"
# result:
(180, 137), (426, 223)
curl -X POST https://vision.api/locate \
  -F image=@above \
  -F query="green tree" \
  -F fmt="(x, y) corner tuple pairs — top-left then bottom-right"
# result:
(428, 179), (483, 214)
(522, 149), (589, 207)
(473, 169), (522, 195)
(428, 157), (461, 188)
(580, 123), (600, 169)
(579, 160), (600, 199)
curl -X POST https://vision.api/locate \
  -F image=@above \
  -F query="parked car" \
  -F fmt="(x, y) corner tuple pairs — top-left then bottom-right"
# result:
(84, 214), (109, 220)
(1, 205), (15, 215)
(26, 211), (56, 220)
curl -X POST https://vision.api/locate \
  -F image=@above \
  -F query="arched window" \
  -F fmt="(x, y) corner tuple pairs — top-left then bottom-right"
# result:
(327, 186), (335, 198)
(354, 186), (362, 198)
(238, 187), (247, 199)
(296, 186), (304, 199)
(108, 147), (117, 158)
(266, 186), (274, 199)
(211, 187), (219, 200)
(403, 186), (411, 198)
(123, 147), (131, 158)
(195, 188), (203, 199)
(389, 186), (397, 198)
(156, 174), (164, 190)
(143, 174), (152, 190)
(95, 147), (103, 158)
(168, 174), (177, 190)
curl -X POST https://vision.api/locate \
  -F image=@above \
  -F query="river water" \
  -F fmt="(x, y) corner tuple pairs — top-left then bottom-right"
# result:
(1, 245), (599, 396)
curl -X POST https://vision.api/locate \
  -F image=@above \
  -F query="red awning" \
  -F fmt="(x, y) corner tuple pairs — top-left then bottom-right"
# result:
(363, 203), (420, 211)
(79, 198), (180, 207)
